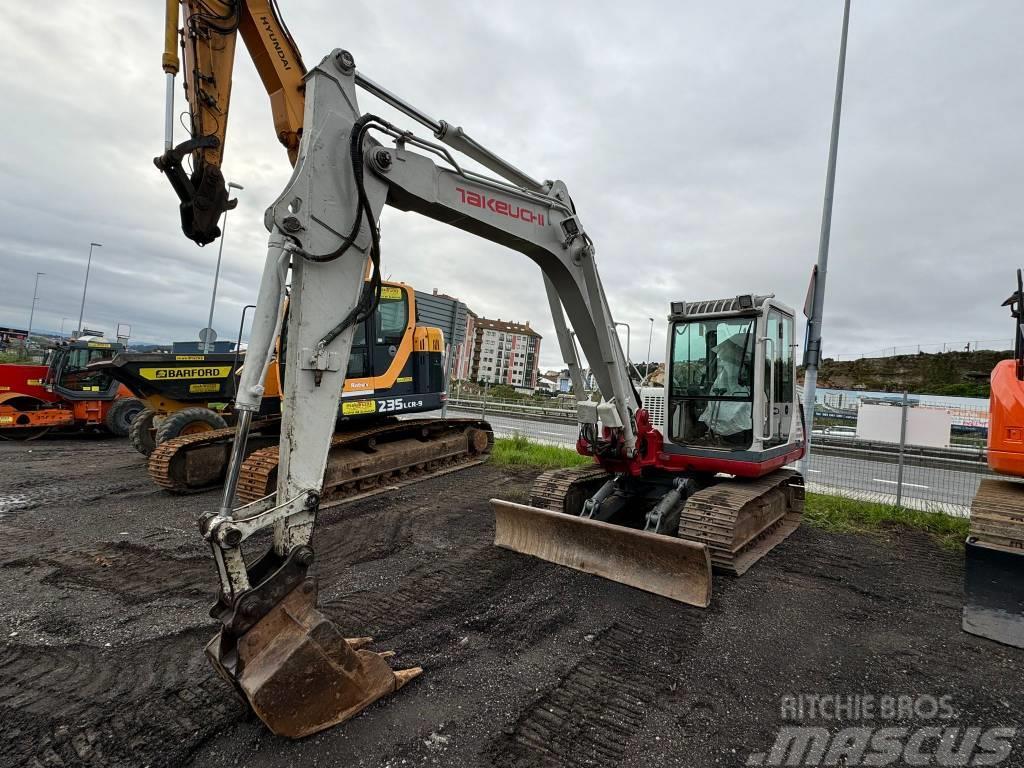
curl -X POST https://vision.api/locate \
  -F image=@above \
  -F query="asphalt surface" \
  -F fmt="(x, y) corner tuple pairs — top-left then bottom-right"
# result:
(2, 435), (1022, 768)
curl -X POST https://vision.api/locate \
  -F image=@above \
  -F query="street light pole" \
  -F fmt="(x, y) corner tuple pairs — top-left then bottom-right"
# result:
(204, 182), (243, 352)
(77, 242), (102, 334)
(27, 271), (45, 346)
(800, 0), (850, 475)
(645, 316), (655, 382)
(60, 317), (70, 337)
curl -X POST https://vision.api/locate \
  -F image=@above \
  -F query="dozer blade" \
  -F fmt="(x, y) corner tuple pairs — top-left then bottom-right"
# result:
(963, 539), (1024, 649)
(492, 499), (711, 607)
(206, 579), (422, 738)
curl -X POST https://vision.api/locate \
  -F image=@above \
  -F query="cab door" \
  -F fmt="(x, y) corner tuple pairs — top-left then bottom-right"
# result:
(345, 319), (371, 380)
(370, 287), (409, 382)
(762, 309), (795, 446)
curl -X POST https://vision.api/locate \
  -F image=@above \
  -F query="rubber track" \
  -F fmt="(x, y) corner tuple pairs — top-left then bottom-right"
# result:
(146, 424), (239, 493)
(969, 477), (1024, 551)
(679, 469), (804, 574)
(236, 417), (494, 505)
(528, 465), (608, 512)
(529, 467), (803, 576)
(146, 418), (282, 493)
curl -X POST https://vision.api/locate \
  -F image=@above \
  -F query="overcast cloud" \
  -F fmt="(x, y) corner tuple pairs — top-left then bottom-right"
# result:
(1, 2), (1021, 370)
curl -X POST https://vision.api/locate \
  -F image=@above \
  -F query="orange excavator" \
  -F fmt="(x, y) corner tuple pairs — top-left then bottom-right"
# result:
(964, 270), (1024, 649)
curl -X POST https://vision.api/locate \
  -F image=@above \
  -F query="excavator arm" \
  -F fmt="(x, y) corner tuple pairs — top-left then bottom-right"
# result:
(156, 0), (306, 245)
(198, 47), (642, 737)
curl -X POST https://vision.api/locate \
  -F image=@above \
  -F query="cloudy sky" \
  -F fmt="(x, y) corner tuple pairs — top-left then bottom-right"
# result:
(1, 2), (1021, 369)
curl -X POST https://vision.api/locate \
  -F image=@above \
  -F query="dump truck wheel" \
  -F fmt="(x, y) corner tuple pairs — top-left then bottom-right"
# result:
(156, 407), (229, 444)
(106, 397), (145, 437)
(129, 408), (158, 456)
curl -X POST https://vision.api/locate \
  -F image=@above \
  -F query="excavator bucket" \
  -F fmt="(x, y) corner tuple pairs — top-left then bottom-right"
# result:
(492, 500), (712, 607)
(963, 539), (1024, 649)
(206, 580), (422, 738)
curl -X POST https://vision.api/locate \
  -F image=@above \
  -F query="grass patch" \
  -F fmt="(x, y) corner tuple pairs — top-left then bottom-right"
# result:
(490, 434), (591, 470)
(804, 492), (968, 550)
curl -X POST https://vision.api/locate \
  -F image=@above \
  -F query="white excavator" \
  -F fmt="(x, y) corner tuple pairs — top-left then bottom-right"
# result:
(157, 0), (805, 741)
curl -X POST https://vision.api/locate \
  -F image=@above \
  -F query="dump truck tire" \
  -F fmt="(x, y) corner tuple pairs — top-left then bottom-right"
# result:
(106, 397), (144, 437)
(129, 408), (158, 456)
(156, 407), (229, 444)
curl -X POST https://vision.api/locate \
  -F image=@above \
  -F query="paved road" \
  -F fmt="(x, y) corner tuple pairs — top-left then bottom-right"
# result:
(435, 407), (982, 514)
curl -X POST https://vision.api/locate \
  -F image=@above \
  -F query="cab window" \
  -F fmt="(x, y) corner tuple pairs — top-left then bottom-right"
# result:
(668, 317), (755, 449)
(347, 321), (368, 378)
(60, 347), (116, 392)
(376, 292), (408, 345)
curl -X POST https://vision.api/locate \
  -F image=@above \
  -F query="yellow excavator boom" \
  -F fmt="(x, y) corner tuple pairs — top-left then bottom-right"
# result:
(157, 0), (306, 245)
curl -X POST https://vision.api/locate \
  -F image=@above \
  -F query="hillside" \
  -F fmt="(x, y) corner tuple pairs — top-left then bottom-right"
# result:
(801, 349), (1011, 398)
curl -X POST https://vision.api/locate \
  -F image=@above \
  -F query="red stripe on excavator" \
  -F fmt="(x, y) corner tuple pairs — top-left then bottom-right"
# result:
(653, 446), (805, 478)
(582, 437), (805, 479)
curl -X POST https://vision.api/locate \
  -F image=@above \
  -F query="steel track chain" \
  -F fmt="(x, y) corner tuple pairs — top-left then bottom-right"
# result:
(969, 477), (1024, 551)
(236, 418), (495, 506)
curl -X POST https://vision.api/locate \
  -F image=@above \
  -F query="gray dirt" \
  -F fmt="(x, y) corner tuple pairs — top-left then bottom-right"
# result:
(1, 436), (1021, 768)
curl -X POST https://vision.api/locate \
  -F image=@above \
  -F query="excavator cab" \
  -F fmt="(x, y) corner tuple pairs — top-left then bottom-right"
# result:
(660, 295), (801, 467)
(44, 340), (123, 400)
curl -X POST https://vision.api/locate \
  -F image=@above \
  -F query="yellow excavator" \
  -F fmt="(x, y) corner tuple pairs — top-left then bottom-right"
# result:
(156, 1), (805, 740)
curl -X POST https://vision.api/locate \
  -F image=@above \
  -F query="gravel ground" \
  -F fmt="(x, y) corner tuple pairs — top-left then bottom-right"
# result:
(1, 436), (1022, 768)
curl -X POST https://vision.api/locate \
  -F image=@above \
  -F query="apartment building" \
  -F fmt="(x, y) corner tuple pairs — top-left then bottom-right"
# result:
(469, 317), (541, 387)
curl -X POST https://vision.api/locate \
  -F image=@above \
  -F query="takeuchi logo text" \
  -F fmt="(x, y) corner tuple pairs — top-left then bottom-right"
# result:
(455, 187), (545, 226)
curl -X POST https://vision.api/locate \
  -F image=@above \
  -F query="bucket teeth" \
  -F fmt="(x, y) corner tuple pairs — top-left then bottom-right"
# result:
(206, 581), (421, 739)
(394, 667), (424, 688)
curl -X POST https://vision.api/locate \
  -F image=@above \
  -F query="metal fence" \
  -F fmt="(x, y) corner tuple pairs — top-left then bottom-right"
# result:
(440, 388), (990, 516)
(803, 390), (989, 516)
(831, 338), (1011, 361)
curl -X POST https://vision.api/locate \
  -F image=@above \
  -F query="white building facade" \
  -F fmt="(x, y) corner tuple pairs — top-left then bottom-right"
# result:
(470, 318), (541, 388)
